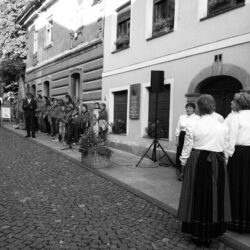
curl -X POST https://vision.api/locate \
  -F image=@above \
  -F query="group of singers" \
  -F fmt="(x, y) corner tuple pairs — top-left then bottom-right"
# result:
(175, 92), (250, 246)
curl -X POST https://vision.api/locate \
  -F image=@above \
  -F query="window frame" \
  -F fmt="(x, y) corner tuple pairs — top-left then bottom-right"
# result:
(45, 16), (53, 48)
(113, 90), (129, 134)
(33, 30), (38, 55)
(201, 0), (245, 20)
(151, 0), (175, 37)
(114, 3), (131, 51)
(109, 86), (130, 136)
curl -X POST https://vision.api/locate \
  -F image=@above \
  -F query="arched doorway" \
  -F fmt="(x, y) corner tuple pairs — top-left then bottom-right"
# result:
(71, 73), (81, 102)
(31, 84), (36, 97)
(197, 76), (242, 117)
(43, 81), (50, 97)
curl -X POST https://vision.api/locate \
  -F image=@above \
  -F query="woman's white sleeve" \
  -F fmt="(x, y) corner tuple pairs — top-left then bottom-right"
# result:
(226, 114), (239, 157)
(175, 116), (181, 137)
(180, 126), (194, 160)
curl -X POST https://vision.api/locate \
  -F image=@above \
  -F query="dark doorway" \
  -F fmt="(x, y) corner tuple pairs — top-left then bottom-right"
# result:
(71, 73), (81, 102)
(198, 76), (242, 118)
(114, 90), (128, 133)
(148, 85), (170, 138)
(31, 84), (36, 97)
(43, 81), (50, 97)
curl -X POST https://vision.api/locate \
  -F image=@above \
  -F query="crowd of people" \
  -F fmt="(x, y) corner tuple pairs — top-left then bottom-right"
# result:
(175, 92), (250, 246)
(22, 93), (108, 146)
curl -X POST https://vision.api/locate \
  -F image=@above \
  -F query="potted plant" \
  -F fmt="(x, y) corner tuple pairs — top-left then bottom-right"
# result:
(111, 119), (126, 134)
(153, 17), (173, 34)
(146, 121), (165, 139)
(115, 34), (130, 49)
(79, 128), (113, 168)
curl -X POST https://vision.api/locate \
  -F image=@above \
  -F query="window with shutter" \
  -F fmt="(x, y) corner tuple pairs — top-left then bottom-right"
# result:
(152, 0), (175, 35)
(148, 85), (170, 138)
(113, 90), (128, 134)
(207, 0), (245, 16)
(115, 3), (131, 50)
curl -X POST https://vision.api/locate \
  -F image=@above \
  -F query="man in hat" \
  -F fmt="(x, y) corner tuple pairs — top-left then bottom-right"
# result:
(22, 92), (37, 138)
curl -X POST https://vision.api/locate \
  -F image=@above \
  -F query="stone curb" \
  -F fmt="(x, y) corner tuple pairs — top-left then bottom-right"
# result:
(2, 124), (248, 250)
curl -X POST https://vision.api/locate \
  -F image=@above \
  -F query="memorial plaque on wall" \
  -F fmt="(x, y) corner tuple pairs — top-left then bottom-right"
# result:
(129, 83), (141, 119)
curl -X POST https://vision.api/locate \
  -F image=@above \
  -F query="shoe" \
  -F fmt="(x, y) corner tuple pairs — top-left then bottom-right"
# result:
(63, 142), (67, 146)
(72, 143), (76, 146)
(52, 138), (57, 142)
(25, 135), (30, 138)
(32, 135), (36, 138)
(55, 138), (59, 142)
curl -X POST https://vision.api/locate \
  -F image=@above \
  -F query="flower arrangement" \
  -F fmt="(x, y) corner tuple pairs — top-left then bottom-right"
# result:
(111, 119), (126, 134)
(153, 17), (173, 33)
(146, 121), (165, 139)
(115, 34), (130, 48)
(79, 128), (113, 159)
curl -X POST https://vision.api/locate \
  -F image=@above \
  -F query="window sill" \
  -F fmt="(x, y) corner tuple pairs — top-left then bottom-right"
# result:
(44, 42), (53, 50)
(200, 3), (245, 21)
(112, 45), (130, 54)
(109, 132), (127, 136)
(146, 29), (174, 41)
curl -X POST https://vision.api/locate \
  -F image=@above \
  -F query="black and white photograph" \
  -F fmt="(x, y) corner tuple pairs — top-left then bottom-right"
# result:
(0, 0), (249, 249)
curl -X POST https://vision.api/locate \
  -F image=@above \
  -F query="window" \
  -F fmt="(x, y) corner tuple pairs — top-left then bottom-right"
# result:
(113, 90), (128, 134)
(148, 85), (170, 138)
(45, 17), (53, 46)
(33, 30), (38, 54)
(207, 0), (245, 16)
(152, 0), (175, 35)
(115, 4), (131, 50)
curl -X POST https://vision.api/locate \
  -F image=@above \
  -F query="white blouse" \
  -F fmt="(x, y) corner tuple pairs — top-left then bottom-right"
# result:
(180, 114), (228, 161)
(211, 112), (224, 123)
(175, 113), (200, 136)
(225, 110), (250, 157)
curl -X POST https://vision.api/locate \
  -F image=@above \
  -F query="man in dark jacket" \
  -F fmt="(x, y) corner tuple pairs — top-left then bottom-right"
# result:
(22, 92), (37, 138)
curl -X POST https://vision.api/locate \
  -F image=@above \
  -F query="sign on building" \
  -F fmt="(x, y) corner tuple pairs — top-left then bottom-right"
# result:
(129, 83), (140, 119)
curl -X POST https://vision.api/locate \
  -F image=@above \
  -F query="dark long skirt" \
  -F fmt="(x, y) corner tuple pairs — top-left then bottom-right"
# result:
(177, 149), (231, 242)
(228, 145), (250, 233)
(176, 131), (186, 170)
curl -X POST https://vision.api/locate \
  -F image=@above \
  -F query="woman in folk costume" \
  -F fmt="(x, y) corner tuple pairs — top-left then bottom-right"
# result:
(177, 94), (231, 246)
(175, 103), (200, 181)
(225, 92), (250, 233)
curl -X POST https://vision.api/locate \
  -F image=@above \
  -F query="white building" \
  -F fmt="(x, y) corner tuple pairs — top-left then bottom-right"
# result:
(102, 0), (250, 156)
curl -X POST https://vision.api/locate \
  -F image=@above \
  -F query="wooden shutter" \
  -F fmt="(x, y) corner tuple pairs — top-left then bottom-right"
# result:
(114, 90), (128, 125)
(148, 85), (170, 138)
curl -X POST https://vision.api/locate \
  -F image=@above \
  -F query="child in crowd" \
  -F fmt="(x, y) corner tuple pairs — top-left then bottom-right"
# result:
(81, 104), (90, 135)
(50, 98), (61, 141)
(98, 103), (108, 141)
(70, 106), (82, 145)
(58, 104), (67, 144)
(92, 102), (100, 135)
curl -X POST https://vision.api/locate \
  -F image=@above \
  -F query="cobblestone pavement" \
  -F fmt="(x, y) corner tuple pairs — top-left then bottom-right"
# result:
(0, 128), (234, 250)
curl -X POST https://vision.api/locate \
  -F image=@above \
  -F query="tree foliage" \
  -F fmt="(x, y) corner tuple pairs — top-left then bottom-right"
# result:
(0, 0), (34, 84)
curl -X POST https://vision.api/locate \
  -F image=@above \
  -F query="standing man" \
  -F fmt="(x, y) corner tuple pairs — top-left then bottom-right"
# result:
(22, 92), (37, 138)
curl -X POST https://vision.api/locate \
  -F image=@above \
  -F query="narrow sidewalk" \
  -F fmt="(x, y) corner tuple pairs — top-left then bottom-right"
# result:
(2, 122), (250, 250)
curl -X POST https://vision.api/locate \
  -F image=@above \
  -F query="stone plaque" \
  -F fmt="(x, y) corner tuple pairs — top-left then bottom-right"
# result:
(129, 84), (140, 119)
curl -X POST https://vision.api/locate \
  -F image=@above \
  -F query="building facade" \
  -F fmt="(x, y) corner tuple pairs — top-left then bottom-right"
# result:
(102, 0), (250, 155)
(17, 0), (104, 104)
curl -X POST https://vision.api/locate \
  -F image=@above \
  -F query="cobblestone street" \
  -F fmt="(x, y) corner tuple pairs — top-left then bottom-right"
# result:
(0, 128), (233, 250)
